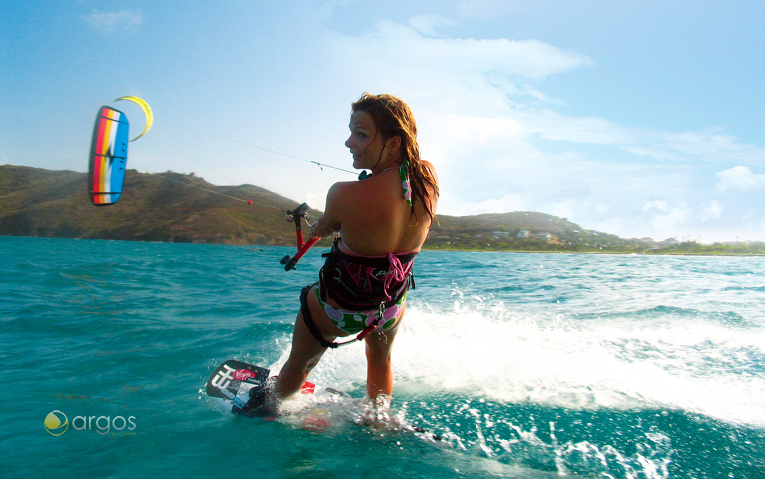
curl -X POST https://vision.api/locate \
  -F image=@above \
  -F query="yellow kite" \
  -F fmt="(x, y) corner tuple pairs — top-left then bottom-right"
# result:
(115, 96), (153, 141)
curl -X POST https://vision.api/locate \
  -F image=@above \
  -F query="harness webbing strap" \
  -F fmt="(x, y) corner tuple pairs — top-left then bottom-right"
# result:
(300, 284), (384, 349)
(300, 285), (338, 349)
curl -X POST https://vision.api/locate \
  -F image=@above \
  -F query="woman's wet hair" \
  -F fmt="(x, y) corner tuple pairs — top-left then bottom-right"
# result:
(351, 93), (439, 225)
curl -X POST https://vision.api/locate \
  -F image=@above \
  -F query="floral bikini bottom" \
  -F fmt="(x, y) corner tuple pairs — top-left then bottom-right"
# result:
(313, 284), (407, 335)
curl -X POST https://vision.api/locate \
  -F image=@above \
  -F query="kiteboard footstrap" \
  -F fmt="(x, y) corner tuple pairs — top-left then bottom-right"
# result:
(231, 380), (278, 418)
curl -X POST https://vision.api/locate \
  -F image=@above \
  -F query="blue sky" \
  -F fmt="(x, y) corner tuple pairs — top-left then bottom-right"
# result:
(2, 0), (764, 242)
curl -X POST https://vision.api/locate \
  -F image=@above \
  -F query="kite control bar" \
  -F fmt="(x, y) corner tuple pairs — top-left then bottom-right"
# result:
(280, 203), (321, 271)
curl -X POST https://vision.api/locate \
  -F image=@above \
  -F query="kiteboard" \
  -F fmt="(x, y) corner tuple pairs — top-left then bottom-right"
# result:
(206, 359), (347, 417)
(206, 359), (442, 440)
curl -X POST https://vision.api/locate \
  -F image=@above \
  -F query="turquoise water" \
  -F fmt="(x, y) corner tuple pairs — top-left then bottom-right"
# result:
(2, 236), (764, 478)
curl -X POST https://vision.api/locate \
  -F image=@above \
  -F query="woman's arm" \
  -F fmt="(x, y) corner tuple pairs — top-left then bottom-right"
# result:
(310, 182), (345, 237)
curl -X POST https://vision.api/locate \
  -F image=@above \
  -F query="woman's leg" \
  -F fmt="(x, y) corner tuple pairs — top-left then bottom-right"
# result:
(274, 286), (339, 399)
(274, 309), (335, 398)
(364, 303), (405, 402)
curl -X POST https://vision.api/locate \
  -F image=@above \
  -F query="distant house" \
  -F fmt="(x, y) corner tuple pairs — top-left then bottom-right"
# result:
(491, 231), (510, 239)
(539, 232), (552, 242)
(516, 230), (531, 239)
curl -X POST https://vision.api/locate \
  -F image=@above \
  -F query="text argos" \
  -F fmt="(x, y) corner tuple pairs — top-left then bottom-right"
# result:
(45, 410), (136, 436)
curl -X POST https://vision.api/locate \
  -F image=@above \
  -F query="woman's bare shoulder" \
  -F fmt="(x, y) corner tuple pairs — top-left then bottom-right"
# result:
(326, 178), (382, 216)
(326, 180), (357, 200)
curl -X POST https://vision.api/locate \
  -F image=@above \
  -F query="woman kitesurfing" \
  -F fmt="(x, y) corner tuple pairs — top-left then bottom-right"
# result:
(240, 93), (439, 416)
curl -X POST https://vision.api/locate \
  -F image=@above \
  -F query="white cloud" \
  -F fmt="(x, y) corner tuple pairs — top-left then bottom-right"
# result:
(424, 113), (524, 146)
(525, 110), (632, 145)
(441, 193), (526, 216)
(407, 14), (458, 36)
(81, 10), (142, 32)
(649, 130), (765, 164)
(550, 200), (576, 220)
(703, 201), (723, 220)
(512, 110), (765, 165)
(327, 19), (764, 169)
(317, 19), (765, 241)
(715, 166), (765, 192)
(642, 201), (694, 238)
(644, 200), (670, 213)
(327, 21), (593, 97)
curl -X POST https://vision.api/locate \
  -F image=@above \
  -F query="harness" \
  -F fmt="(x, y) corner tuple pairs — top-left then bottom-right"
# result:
(299, 240), (416, 348)
(319, 238), (416, 311)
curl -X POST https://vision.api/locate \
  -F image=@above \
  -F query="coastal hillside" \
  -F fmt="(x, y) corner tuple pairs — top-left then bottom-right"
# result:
(2, 165), (762, 254)
(0, 165), (319, 246)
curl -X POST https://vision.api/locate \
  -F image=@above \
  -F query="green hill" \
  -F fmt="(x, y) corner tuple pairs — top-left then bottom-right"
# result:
(0, 165), (323, 246)
(428, 211), (644, 252)
(2, 165), (762, 254)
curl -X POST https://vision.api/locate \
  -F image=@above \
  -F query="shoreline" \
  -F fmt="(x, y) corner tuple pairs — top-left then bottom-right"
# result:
(423, 247), (765, 257)
(4, 235), (764, 257)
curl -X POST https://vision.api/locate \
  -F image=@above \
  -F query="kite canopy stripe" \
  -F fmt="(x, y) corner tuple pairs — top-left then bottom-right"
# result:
(89, 106), (129, 206)
(115, 96), (153, 141)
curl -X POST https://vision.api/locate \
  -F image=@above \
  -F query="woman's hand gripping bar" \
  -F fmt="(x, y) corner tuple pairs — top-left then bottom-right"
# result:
(280, 203), (321, 271)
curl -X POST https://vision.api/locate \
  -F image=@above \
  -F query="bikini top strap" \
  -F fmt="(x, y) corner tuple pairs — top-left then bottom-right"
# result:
(333, 237), (418, 267)
(338, 236), (419, 261)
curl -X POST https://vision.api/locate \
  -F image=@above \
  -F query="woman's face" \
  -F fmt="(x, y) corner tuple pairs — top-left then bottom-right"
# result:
(345, 110), (386, 171)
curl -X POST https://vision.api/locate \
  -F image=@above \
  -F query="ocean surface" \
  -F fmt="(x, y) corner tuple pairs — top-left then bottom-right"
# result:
(1, 236), (764, 478)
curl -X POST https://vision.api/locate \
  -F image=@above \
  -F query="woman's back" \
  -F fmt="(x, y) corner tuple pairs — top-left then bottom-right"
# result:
(323, 162), (438, 257)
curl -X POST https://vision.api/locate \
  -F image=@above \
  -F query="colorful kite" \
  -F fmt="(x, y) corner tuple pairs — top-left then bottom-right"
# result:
(88, 106), (129, 206)
(88, 96), (152, 206)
